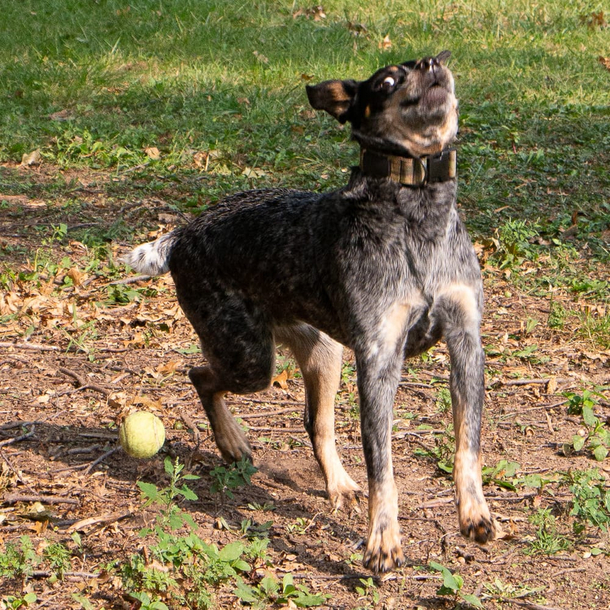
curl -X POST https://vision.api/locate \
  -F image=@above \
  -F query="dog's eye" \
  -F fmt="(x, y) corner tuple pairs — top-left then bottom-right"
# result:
(381, 76), (396, 91)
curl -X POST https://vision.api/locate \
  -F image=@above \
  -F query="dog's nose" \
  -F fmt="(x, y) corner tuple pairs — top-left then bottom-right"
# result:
(416, 57), (438, 72)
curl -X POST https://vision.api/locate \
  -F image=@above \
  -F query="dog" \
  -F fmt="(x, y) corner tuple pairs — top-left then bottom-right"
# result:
(124, 50), (495, 572)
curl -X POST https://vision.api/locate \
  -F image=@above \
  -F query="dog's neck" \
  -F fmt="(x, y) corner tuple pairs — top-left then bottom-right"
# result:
(359, 148), (456, 187)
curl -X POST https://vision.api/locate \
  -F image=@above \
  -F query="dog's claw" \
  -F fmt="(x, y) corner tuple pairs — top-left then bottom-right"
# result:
(363, 519), (404, 573)
(215, 427), (252, 465)
(461, 515), (496, 544)
(363, 541), (405, 573)
(329, 485), (361, 514)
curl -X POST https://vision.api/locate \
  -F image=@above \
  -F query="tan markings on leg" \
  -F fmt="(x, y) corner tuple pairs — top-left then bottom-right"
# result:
(309, 345), (360, 510)
(189, 367), (251, 463)
(454, 444), (494, 544)
(278, 326), (360, 510)
(364, 475), (404, 573)
(438, 283), (480, 329)
(450, 344), (495, 545)
(368, 298), (419, 360)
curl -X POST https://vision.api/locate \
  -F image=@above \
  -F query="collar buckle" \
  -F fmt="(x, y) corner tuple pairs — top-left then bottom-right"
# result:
(360, 148), (456, 186)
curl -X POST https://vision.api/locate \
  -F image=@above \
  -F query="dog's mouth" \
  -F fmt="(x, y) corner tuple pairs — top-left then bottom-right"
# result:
(399, 81), (450, 111)
(422, 82), (450, 105)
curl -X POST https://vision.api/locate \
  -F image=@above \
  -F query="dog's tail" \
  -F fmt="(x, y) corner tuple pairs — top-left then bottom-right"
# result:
(123, 231), (177, 276)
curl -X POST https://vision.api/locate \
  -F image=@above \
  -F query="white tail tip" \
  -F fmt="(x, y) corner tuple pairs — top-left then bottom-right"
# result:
(122, 232), (175, 276)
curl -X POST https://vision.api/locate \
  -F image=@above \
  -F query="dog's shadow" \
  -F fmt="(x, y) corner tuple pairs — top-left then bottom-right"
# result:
(0, 419), (371, 582)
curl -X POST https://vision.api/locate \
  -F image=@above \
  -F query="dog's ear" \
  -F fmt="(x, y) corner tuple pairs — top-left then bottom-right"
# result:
(306, 79), (358, 123)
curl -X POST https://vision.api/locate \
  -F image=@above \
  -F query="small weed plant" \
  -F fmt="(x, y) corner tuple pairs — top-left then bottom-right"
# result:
(435, 386), (452, 414)
(138, 457), (200, 532)
(120, 457), (262, 608)
(494, 219), (540, 269)
(0, 536), (39, 580)
(413, 423), (455, 475)
(1, 593), (37, 609)
(235, 573), (328, 608)
(482, 459), (521, 491)
(563, 390), (610, 461)
(428, 561), (483, 608)
(565, 469), (610, 535)
(209, 456), (258, 499)
(526, 508), (571, 556)
(354, 577), (380, 609)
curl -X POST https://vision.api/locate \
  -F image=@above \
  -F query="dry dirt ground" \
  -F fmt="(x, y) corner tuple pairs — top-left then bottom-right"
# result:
(1, 164), (609, 609)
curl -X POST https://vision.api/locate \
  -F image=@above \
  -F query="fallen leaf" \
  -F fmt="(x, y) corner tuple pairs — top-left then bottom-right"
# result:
(145, 146), (161, 160)
(379, 34), (392, 50)
(156, 360), (180, 375)
(67, 267), (85, 286)
(49, 109), (74, 121)
(242, 167), (266, 178)
(20, 149), (41, 167)
(599, 56), (610, 71)
(253, 50), (269, 64)
(193, 151), (209, 169)
(272, 368), (294, 389)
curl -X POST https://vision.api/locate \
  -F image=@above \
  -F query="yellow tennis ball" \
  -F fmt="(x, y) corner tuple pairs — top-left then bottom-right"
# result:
(119, 411), (165, 458)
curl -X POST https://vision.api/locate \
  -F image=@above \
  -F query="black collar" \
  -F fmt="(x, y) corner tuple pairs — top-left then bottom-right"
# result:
(359, 148), (456, 186)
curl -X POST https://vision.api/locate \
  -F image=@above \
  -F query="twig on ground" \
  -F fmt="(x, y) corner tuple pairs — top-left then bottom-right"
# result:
(107, 275), (152, 286)
(399, 381), (434, 388)
(4, 494), (79, 506)
(58, 366), (110, 396)
(553, 567), (587, 578)
(238, 407), (300, 419)
(504, 601), (562, 610)
(0, 426), (36, 448)
(0, 341), (59, 352)
(289, 435), (311, 448)
(83, 446), (120, 475)
(0, 450), (38, 494)
(66, 444), (102, 455)
(58, 366), (86, 387)
(490, 377), (570, 389)
(503, 400), (568, 415)
(243, 398), (304, 406)
(67, 510), (132, 534)
(71, 383), (110, 397)
(30, 570), (100, 580)
(0, 420), (38, 431)
(417, 497), (454, 509)
(246, 426), (304, 433)
(180, 412), (201, 446)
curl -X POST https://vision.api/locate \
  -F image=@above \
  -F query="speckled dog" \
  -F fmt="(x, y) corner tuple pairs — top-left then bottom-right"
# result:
(124, 51), (495, 572)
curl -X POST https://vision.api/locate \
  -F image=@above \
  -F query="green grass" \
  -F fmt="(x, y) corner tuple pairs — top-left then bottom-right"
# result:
(1, 0), (609, 241)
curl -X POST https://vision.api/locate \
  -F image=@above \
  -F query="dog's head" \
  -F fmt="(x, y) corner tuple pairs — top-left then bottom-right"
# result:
(306, 51), (457, 157)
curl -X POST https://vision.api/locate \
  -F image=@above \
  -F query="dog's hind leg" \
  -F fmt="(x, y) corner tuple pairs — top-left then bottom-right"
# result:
(189, 367), (255, 463)
(276, 325), (360, 511)
(182, 300), (276, 464)
(437, 285), (495, 544)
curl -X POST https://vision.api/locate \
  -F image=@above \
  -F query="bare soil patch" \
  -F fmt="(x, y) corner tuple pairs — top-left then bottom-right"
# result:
(1, 164), (609, 609)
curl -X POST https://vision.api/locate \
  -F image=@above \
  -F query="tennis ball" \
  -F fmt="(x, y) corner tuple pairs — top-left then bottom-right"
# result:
(119, 411), (165, 458)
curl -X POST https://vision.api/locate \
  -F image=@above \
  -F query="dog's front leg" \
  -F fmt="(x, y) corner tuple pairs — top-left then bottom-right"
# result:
(356, 350), (405, 573)
(439, 286), (495, 544)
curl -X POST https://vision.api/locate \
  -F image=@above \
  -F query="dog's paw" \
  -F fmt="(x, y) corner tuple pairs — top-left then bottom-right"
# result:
(457, 496), (495, 544)
(328, 474), (361, 513)
(363, 522), (404, 573)
(460, 513), (496, 544)
(215, 420), (253, 464)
